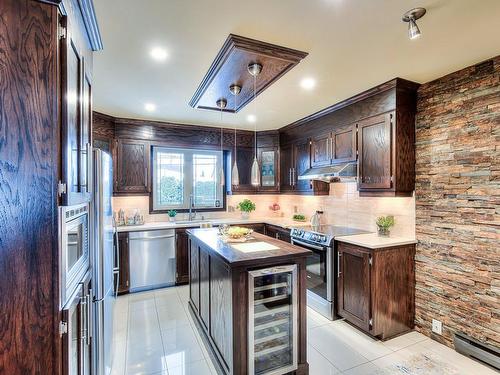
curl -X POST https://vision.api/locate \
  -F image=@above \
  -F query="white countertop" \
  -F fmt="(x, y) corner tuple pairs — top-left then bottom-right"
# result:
(336, 233), (417, 249)
(116, 217), (307, 233)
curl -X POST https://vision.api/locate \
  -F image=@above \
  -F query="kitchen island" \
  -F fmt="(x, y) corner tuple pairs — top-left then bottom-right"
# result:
(187, 228), (311, 375)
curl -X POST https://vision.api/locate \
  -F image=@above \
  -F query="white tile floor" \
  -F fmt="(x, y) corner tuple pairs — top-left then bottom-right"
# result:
(111, 286), (497, 375)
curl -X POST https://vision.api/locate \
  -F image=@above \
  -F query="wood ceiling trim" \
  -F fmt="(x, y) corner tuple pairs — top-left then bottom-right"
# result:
(189, 34), (308, 113)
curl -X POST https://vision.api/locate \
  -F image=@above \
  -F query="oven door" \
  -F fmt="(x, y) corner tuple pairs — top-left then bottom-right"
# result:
(291, 238), (332, 302)
(60, 204), (90, 307)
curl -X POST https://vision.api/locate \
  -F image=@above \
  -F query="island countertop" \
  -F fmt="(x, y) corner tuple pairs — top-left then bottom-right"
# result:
(187, 227), (311, 267)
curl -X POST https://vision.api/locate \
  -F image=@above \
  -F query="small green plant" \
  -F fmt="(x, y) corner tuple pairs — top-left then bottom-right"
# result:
(237, 199), (256, 213)
(293, 214), (306, 221)
(167, 209), (177, 218)
(376, 215), (395, 236)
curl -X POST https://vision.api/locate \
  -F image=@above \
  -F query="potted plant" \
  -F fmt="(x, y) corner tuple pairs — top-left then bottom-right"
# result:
(237, 199), (256, 219)
(167, 210), (177, 222)
(376, 215), (395, 236)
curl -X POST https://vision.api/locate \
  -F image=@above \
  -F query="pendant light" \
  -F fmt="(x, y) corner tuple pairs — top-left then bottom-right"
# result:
(229, 84), (241, 187)
(248, 63), (262, 187)
(216, 98), (227, 187)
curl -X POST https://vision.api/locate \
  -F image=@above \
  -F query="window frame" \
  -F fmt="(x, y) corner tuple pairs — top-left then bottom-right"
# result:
(150, 146), (227, 214)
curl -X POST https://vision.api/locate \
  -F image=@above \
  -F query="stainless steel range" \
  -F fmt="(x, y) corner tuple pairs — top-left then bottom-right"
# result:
(290, 225), (368, 320)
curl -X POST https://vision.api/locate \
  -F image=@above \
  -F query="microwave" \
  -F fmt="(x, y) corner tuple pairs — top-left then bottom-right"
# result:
(59, 204), (90, 307)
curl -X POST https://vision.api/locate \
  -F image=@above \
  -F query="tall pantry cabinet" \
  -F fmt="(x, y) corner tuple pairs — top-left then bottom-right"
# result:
(0, 1), (102, 374)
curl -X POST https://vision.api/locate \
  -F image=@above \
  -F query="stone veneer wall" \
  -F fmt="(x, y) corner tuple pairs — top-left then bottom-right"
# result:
(414, 56), (500, 348)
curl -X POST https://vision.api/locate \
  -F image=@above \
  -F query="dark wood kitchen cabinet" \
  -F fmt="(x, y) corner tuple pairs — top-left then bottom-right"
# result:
(61, 271), (92, 375)
(114, 139), (151, 195)
(189, 239), (200, 312)
(337, 241), (415, 340)
(231, 147), (257, 194)
(117, 232), (130, 294)
(280, 140), (329, 195)
(331, 123), (357, 164)
(175, 228), (190, 284)
(60, 15), (92, 206)
(264, 224), (291, 243)
(311, 133), (331, 167)
(238, 223), (265, 234)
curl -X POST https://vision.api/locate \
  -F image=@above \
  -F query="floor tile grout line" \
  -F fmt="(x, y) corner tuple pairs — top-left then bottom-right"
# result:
(153, 291), (170, 375)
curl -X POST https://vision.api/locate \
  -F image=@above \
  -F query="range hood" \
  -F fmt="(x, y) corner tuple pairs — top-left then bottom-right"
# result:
(298, 162), (357, 183)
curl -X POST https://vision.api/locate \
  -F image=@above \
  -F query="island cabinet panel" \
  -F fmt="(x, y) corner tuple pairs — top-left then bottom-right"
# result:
(210, 258), (233, 370)
(200, 247), (210, 330)
(189, 240), (200, 312)
(337, 241), (415, 340)
(187, 228), (310, 375)
(114, 139), (151, 195)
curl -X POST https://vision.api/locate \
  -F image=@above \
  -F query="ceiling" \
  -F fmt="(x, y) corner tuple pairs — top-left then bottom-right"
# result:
(93, 0), (500, 130)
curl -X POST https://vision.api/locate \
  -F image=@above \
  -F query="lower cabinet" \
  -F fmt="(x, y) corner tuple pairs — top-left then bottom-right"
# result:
(61, 271), (92, 375)
(337, 242), (415, 340)
(117, 232), (130, 294)
(264, 224), (291, 243)
(175, 228), (190, 284)
(238, 223), (265, 234)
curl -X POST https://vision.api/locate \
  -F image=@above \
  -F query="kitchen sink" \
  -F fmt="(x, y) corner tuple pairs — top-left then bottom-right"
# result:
(175, 220), (212, 226)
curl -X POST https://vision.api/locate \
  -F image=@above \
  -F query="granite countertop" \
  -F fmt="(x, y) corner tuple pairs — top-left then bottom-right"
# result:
(187, 227), (311, 267)
(335, 233), (417, 249)
(116, 217), (306, 233)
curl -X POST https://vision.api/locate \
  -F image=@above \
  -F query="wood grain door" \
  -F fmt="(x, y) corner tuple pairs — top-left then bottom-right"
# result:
(115, 139), (150, 194)
(337, 243), (372, 332)
(331, 124), (357, 164)
(231, 147), (257, 193)
(358, 113), (393, 190)
(189, 240), (200, 312)
(117, 232), (130, 294)
(199, 247), (210, 331)
(311, 133), (331, 167)
(294, 139), (312, 192)
(279, 144), (294, 192)
(175, 229), (189, 284)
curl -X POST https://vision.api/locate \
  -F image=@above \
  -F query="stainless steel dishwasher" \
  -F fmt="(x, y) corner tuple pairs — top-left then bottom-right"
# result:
(128, 229), (176, 292)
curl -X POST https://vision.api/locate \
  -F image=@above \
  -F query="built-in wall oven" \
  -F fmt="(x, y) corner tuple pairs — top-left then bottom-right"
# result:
(59, 204), (90, 308)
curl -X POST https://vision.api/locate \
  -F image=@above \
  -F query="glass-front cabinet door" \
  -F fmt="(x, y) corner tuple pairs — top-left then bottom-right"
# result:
(248, 265), (298, 375)
(258, 147), (279, 192)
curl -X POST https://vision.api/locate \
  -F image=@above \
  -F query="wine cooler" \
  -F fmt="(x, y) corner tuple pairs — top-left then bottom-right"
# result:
(248, 265), (298, 375)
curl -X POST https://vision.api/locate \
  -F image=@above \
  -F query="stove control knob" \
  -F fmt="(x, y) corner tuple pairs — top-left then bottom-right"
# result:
(321, 235), (327, 242)
(312, 234), (318, 241)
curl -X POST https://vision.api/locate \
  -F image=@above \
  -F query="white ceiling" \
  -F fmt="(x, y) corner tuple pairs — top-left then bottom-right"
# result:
(93, 0), (500, 130)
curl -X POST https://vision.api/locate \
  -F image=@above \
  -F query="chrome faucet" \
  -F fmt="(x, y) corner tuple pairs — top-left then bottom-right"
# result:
(188, 194), (196, 221)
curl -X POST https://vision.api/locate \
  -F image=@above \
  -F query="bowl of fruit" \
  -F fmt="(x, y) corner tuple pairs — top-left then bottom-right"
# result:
(221, 226), (253, 242)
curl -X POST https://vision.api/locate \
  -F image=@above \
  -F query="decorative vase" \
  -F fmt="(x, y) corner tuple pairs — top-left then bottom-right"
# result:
(241, 211), (250, 220)
(169, 217), (175, 222)
(377, 226), (390, 237)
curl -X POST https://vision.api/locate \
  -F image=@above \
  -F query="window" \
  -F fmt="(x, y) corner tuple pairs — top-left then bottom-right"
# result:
(152, 147), (224, 211)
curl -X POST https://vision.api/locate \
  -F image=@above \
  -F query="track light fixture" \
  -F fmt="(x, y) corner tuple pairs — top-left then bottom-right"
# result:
(402, 8), (426, 40)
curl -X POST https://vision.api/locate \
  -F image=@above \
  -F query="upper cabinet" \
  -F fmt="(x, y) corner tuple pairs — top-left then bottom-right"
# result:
(59, 14), (93, 205)
(280, 78), (418, 197)
(358, 113), (393, 191)
(114, 139), (151, 195)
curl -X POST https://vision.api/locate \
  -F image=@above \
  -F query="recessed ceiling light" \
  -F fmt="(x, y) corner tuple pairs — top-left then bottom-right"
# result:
(300, 77), (316, 90)
(150, 47), (168, 61)
(144, 103), (156, 112)
(247, 114), (257, 123)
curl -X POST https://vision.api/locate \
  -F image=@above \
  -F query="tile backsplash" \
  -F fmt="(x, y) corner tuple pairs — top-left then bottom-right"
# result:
(113, 182), (415, 237)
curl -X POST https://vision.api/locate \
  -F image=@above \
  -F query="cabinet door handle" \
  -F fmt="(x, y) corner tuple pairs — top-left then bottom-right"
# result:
(289, 168), (292, 186)
(337, 252), (342, 278)
(292, 168), (296, 186)
(86, 143), (92, 193)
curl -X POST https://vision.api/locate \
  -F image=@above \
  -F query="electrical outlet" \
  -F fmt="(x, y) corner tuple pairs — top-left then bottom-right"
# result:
(432, 319), (442, 335)
(293, 206), (298, 213)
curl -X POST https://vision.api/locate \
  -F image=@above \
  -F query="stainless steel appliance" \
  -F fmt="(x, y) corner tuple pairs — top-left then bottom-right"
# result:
(92, 149), (117, 375)
(290, 225), (367, 320)
(59, 203), (90, 308)
(298, 162), (357, 183)
(129, 229), (176, 292)
(248, 265), (298, 375)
